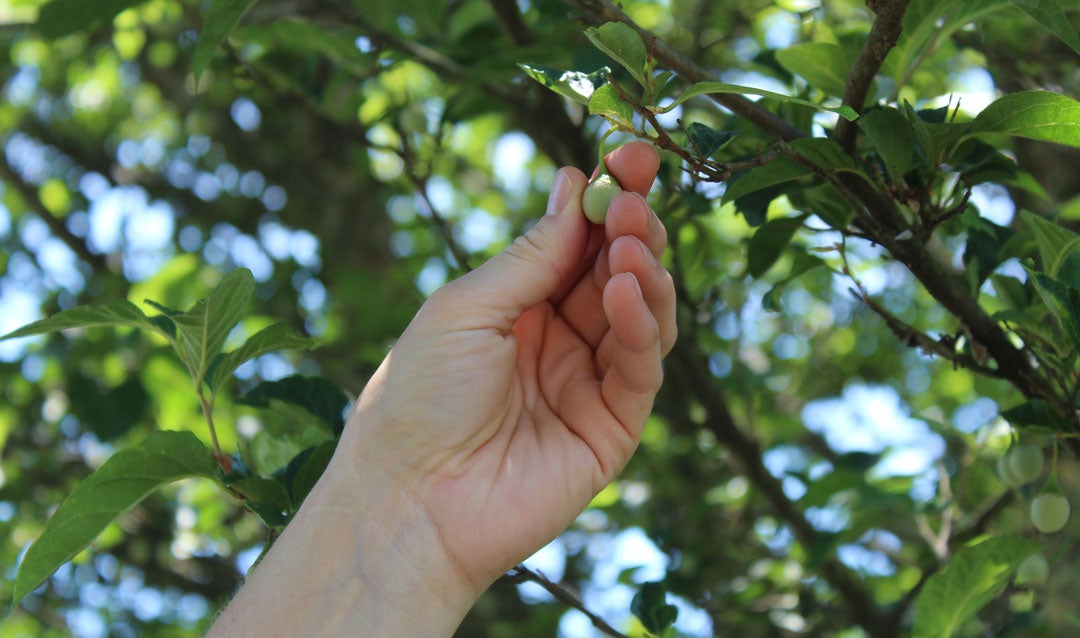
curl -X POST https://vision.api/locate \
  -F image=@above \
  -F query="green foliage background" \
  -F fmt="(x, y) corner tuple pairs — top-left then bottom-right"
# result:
(1, 0), (1080, 636)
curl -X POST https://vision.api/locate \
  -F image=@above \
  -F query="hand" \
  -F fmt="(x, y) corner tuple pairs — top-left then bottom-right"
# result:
(341, 141), (676, 587)
(209, 142), (676, 636)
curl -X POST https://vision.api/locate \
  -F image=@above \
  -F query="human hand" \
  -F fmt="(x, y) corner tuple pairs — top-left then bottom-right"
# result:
(338, 141), (676, 591)
(209, 142), (676, 636)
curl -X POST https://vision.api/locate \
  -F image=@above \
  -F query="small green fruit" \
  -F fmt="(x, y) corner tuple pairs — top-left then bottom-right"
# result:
(1006, 445), (1044, 485)
(1030, 493), (1070, 533)
(996, 454), (1025, 488)
(1016, 552), (1049, 586)
(582, 173), (623, 223)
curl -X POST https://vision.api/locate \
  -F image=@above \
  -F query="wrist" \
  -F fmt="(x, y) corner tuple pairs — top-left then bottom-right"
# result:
(209, 432), (477, 636)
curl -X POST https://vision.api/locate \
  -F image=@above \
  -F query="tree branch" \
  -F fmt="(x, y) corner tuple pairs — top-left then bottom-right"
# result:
(834, 0), (912, 152)
(501, 565), (630, 638)
(561, 0), (806, 142)
(0, 150), (112, 275)
(667, 332), (897, 638)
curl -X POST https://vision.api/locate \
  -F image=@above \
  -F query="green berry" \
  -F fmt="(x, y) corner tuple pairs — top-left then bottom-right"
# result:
(582, 173), (623, 223)
(1005, 445), (1044, 485)
(1016, 552), (1049, 586)
(1030, 493), (1070, 533)
(997, 454), (1025, 488)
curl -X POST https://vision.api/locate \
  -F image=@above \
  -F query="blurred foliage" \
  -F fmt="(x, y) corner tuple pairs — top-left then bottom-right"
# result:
(2, 0), (1080, 636)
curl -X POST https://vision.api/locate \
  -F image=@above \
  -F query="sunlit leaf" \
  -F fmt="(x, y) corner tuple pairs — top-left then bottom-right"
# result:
(518, 63), (609, 106)
(912, 536), (1039, 638)
(173, 269), (255, 387)
(583, 22), (648, 86)
(0, 300), (162, 341)
(971, 90), (1080, 149)
(588, 83), (635, 126)
(11, 431), (216, 610)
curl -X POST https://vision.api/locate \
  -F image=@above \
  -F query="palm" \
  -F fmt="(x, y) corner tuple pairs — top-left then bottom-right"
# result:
(419, 295), (631, 585)
(346, 142), (673, 591)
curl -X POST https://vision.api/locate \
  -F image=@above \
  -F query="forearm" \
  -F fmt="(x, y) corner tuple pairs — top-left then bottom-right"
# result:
(207, 450), (475, 636)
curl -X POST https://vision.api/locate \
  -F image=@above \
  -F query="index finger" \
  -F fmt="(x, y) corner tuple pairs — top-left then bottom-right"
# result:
(598, 142), (659, 197)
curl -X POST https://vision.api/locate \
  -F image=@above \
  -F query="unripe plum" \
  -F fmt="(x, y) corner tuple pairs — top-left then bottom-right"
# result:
(1016, 552), (1049, 586)
(1005, 445), (1044, 485)
(1030, 493), (1070, 533)
(582, 173), (623, 223)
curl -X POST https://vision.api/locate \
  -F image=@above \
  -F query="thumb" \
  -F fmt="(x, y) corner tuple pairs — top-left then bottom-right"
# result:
(450, 167), (589, 331)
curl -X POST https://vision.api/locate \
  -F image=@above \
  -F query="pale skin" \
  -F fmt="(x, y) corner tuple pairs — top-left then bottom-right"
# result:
(208, 142), (677, 636)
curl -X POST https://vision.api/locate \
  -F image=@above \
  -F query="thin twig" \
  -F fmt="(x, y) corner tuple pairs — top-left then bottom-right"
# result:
(0, 150), (113, 275)
(561, 0), (806, 142)
(502, 565), (630, 638)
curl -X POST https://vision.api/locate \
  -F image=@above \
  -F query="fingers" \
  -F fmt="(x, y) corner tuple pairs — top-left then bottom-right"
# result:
(556, 192), (674, 351)
(600, 272), (664, 452)
(607, 235), (677, 356)
(596, 142), (659, 197)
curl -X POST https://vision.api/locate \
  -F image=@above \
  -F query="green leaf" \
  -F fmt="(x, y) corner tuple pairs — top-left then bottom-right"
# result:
(889, 0), (1012, 87)
(685, 122), (736, 157)
(286, 441), (336, 506)
(518, 64), (609, 106)
(1026, 268), (1080, 351)
(588, 83), (635, 127)
(1020, 209), (1080, 277)
(0, 300), (161, 341)
(763, 250), (827, 311)
(722, 158), (808, 204)
(192, 0), (260, 84)
(747, 215), (807, 278)
(790, 182), (855, 229)
(583, 22), (648, 87)
(1011, 0), (1080, 56)
(207, 323), (319, 392)
(858, 107), (915, 181)
(630, 581), (679, 634)
(787, 137), (856, 171)
(971, 91), (1080, 150)
(733, 183), (788, 227)
(774, 42), (851, 99)
(67, 374), (151, 442)
(173, 269), (256, 387)
(239, 375), (349, 436)
(962, 214), (1015, 292)
(1001, 399), (1074, 433)
(11, 431), (216, 610)
(912, 536), (1040, 638)
(34, 0), (147, 39)
(663, 81), (858, 120)
(229, 477), (292, 527)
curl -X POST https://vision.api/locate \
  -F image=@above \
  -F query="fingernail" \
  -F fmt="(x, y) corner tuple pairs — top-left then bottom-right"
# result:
(628, 273), (643, 300)
(546, 169), (573, 216)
